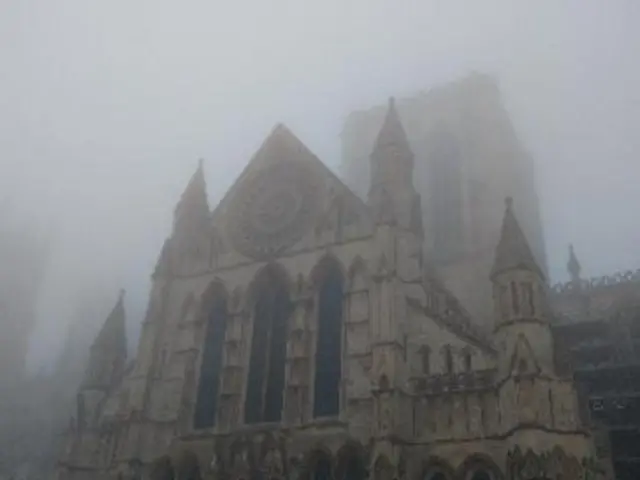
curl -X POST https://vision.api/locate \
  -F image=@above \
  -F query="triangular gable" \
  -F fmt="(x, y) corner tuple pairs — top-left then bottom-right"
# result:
(508, 333), (541, 377)
(212, 123), (368, 220)
(210, 124), (372, 259)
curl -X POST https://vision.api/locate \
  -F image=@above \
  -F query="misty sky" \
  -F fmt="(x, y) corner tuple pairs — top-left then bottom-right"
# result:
(1, 1), (639, 369)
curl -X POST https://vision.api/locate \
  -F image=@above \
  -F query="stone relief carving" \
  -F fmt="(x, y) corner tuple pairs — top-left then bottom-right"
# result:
(506, 446), (595, 480)
(226, 162), (322, 259)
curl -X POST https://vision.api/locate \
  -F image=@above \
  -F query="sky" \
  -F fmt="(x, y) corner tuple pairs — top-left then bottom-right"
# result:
(1, 0), (639, 369)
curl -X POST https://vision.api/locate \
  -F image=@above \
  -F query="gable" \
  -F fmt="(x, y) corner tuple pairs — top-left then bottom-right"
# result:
(211, 124), (373, 263)
(508, 333), (541, 377)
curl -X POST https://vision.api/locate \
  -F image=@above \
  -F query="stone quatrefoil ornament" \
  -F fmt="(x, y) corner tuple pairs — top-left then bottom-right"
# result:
(227, 161), (322, 259)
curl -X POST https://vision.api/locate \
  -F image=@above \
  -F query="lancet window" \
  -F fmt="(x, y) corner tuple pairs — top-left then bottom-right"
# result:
(245, 265), (290, 424)
(313, 257), (344, 418)
(193, 284), (228, 429)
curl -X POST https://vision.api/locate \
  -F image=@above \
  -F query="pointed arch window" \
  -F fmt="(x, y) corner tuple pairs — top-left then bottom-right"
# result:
(463, 349), (472, 372)
(420, 346), (431, 375)
(313, 258), (344, 418)
(510, 281), (520, 316)
(194, 285), (228, 429)
(245, 266), (291, 424)
(444, 346), (453, 375)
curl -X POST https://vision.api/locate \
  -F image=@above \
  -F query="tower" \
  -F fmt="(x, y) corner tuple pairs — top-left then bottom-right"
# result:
(491, 197), (554, 379)
(367, 98), (422, 469)
(490, 198), (593, 466)
(342, 74), (547, 328)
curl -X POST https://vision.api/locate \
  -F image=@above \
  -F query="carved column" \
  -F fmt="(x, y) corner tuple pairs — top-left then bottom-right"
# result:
(218, 288), (246, 431)
(284, 276), (313, 425)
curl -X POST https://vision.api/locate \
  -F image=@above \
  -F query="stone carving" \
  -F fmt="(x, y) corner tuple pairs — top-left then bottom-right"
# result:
(263, 446), (284, 478)
(227, 162), (322, 259)
(551, 268), (640, 294)
(506, 446), (586, 480)
(228, 440), (252, 479)
(209, 452), (222, 480)
(288, 454), (304, 480)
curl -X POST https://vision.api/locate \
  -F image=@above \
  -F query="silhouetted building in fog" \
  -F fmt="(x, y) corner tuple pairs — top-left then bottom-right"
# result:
(0, 213), (51, 479)
(58, 97), (603, 480)
(341, 74), (547, 328)
(0, 218), (49, 385)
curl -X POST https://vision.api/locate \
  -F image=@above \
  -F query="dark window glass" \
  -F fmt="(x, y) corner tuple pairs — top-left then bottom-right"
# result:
(193, 291), (227, 429)
(470, 471), (491, 480)
(245, 267), (290, 424)
(313, 456), (332, 480)
(444, 346), (453, 374)
(510, 281), (520, 316)
(464, 351), (472, 372)
(313, 262), (344, 417)
(421, 347), (431, 375)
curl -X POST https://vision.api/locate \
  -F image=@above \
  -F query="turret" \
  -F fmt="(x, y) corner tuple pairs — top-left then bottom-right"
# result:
(77, 290), (127, 428)
(491, 197), (555, 377)
(368, 97), (422, 235)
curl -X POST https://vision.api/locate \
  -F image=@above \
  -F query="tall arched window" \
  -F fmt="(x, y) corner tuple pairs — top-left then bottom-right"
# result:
(313, 258), (344, 418)
(444, 345), (453, 375)
(245, 265), (291, 424)
(193, 284), (228, 429)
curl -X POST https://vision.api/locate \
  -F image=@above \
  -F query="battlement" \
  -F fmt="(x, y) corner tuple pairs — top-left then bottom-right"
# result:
(410, 369), (496, 395)
(551, 269), (640, 295)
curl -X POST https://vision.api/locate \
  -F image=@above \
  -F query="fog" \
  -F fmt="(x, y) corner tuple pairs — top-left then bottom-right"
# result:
(1, 0), (638, 370)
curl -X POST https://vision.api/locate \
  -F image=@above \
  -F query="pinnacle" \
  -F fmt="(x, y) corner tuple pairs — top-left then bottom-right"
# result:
(372, 95), (413, 155)
(92, 290), (127, 356)
(491, 197), (544, 280)
(505, 196), (513, 209)
(567, 244), (581, 281)
(174, 159), (210, 222)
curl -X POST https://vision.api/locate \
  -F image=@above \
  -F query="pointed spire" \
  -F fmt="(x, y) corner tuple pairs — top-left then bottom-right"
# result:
(177, 159), (207, 208)
(567, 244), (581, 282)
(368, 97), (419, 230)
(491, 197), (544, 280)
(92, 289), (127, 357)
(373, 97), (413, 157)
(174, 159), (210, 232)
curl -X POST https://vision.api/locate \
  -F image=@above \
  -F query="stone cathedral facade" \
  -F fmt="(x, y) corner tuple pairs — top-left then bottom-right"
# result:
(58, 100), (605, 480)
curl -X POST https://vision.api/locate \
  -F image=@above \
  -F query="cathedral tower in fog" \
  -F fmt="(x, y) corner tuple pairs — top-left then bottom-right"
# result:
(58, 98), (602, 480)
(341, 73), (547, 327)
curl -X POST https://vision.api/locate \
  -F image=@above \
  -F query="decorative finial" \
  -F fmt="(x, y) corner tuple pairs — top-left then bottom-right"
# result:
(388, 96), (395, 108)
(198, 158), (204, 169)
(505, 196), (513, 209)
(118, 289), (126, 301)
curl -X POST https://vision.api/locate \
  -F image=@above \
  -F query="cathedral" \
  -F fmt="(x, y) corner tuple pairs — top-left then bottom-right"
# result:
(57, 98), (605, 480)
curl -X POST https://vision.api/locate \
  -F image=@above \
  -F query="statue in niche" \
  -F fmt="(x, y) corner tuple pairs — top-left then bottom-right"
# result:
(264, 447), (284, 478)
(209, 452), (222, 480)
(288, 455), (303, 480)
(373, 456), (393, 480)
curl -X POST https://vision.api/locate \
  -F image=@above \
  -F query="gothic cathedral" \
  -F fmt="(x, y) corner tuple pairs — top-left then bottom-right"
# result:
(57, 99), (604, 480)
